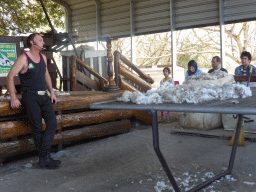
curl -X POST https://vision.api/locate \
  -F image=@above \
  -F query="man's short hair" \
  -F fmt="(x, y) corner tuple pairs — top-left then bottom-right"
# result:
(27, 33), (42, 48)
(163, 67), (170, 74)
(240, 51), (252, 61)
(212, 56), (221, 63)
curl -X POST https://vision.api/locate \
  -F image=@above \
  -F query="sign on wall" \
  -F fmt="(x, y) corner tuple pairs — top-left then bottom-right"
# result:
(0, 43), (17, 77)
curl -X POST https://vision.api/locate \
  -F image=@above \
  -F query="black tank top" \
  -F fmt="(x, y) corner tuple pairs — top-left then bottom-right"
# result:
(19, 52), (47, 92)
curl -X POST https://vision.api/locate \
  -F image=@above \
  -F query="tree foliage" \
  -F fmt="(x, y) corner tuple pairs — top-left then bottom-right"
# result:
(0, 0), (65, 36)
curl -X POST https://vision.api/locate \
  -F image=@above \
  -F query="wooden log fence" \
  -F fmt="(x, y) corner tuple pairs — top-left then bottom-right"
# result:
(0, 110), (133, 140)
(0, 91), (152, 163)
(119, 66), (152, 91)
(0, 91), (124, 117)
(71, 56), (108, 91)
(114, 50), (154, 89)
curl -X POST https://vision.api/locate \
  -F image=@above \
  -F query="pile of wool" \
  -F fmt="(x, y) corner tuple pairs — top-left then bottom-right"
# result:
(0, 95), (10, 101)
(120, 89), (163, 104)
(185, 70), (228, 81)
(119, 71), (252, 104)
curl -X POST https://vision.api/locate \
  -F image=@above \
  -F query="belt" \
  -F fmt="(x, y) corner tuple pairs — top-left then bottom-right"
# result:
(37, 91), (46, 95)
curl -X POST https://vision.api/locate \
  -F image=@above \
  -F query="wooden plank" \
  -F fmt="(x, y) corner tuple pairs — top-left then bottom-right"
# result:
(0, 91), (124, 116)
(133, 110), (152, 125)
(0, 110), (133, 140)
(120, 80), (138, 92)
(170, 128), (256, 142)
(74, 56), (107, 83)
(76, 70), (99, 90)
(119, 66), (151, 91)
(234, 75), (256, 82)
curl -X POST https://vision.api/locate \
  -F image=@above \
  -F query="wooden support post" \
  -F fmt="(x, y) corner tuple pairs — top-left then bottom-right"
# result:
(56, 111), (63, 152)
(62, 56), (68, 91)
(103, 38), (120, 92)
(71, 56), (77, 91)
(114, 51), (121, 88)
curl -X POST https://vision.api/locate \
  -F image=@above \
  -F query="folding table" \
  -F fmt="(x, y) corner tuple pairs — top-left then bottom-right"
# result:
(90, 88), (256, 192)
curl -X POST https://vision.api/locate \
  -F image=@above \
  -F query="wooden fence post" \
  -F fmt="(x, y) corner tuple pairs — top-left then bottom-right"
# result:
(103, 38), (120, 92)
(71, 56), (77, 91)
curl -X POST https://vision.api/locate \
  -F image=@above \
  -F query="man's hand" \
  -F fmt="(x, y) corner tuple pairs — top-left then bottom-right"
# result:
(51, 93), (57, 104)
(10, 98), (21, 108)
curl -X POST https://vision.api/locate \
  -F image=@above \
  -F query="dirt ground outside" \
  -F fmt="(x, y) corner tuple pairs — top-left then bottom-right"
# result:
(0, 112), (256, 192)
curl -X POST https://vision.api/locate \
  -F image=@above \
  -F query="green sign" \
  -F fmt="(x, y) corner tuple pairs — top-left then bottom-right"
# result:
(0, 43), (17, 77)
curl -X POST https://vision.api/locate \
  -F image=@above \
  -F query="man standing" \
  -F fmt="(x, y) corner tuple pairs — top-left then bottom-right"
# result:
(208, 56), (228, 73)
(7, 33), (61, 168)
(235, 51), (256, 76)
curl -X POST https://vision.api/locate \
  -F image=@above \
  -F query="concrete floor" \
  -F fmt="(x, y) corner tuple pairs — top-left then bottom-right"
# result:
(0, 122), (256, 192)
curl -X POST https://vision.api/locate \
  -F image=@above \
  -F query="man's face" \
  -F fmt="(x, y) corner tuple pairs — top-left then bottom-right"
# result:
(241, 56), (250, 68)
(211, 58), (220, 70)
(32, 34), (45, 50)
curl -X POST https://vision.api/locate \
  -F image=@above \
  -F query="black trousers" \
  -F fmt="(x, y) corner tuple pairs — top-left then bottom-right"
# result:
(22, 91), (57, 158)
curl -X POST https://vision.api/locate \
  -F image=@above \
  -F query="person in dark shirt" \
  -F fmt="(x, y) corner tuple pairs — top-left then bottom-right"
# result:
(7, 33), (61, 169)
(208, 56), (228, 73)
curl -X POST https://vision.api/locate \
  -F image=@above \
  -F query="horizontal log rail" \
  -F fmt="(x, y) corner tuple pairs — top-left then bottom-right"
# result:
(119, 66), (151, 91)
(120, 81), (138, 92)
(71, 56), (108, 91)
(0, 91), (124, 117)
(114, 51), (154, 92)
(0, 110), (133, 140)
(114, 51), (154, 84)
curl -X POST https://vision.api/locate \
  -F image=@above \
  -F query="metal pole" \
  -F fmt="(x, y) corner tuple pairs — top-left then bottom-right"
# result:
(38, 0), (56, 33)
(151, 110), (181, 192)
(170, 0), (177, 80)
(94, 0), (101, 50)
(130, 0), (136, 64)
(219, 0), (225, 68)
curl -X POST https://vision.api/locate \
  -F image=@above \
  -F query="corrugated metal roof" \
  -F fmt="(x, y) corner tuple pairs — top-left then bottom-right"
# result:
(52, 0), (256, 43)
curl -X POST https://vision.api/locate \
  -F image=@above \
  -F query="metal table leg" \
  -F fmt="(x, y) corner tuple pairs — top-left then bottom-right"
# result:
(151, 110), (181, 192)
(151, 110), (243, 192)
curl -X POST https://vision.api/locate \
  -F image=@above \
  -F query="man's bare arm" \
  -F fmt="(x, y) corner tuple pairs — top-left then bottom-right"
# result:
(42, 55), (57, 104)
(7, 54), (27, 108)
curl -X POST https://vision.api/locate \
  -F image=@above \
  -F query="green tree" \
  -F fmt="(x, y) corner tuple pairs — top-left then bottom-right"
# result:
(0, 0), (65, 36)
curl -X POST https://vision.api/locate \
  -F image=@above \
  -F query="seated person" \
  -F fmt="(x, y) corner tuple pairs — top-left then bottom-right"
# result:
(160, 67), (174, 85)
(235, 51), (256, 76)
(185, 60), (203, 80)
(160, 67), (174, 118)
(208, 56), (228, 73)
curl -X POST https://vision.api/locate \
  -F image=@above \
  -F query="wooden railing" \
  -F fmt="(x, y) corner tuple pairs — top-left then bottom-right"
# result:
(114, 51), (154, 92)
(71, 56), (108, 91)
(233, 75), (256, 82)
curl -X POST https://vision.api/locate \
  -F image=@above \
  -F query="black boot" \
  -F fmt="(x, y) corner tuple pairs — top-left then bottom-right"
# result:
(39, 153), (61, 167)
